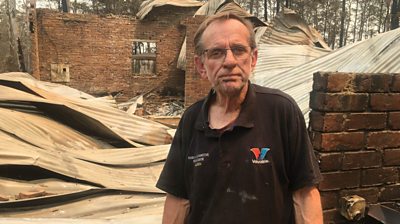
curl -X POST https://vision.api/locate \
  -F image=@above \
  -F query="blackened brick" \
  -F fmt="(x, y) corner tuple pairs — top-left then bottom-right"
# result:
(321, 191), (339, 210)
(353, 74), (392, 93)
(319, 153), (343, 171)
(342, 151), (381, 170)
(383, 149), (400, 166)
(310, 111), (345, 132)
(313, 72), (328, 92)
(361, 168), (398, 186)
(389, 112), (400, 130)
(391, 74), (400, 92)
(310, 92), (369, 112)
(323, 209), (347, 224)
(319, 171), (360, 190)
(380, 184), (400, 201)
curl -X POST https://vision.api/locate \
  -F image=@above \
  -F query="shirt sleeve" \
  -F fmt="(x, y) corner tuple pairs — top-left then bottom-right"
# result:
(286, 102), (322, 191)
(156, 118), (188, 199)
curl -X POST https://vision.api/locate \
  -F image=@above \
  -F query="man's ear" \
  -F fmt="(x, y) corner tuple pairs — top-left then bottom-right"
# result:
(194, 55), (207, 80)
(251, 48), (258, 71)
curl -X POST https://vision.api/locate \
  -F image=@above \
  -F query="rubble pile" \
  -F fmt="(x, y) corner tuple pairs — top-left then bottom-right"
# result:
(0, 72), (174, 223)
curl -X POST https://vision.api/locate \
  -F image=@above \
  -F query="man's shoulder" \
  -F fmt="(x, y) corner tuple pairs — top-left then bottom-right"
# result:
(251, 84), (296, 105)
(179, 98), (204, 125)
(183, 99), (204, 116)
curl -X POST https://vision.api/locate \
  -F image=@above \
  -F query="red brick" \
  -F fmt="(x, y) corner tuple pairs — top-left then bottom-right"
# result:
(340, 188), (379, 204)
(370, 93), (400, 111)
(353, 74), (392, 93)
(389, 112), (400, 130)
(344, 113), (387, 130)
(361, 167), (398, 186)
(319, 153), (343, 171)
(326, 72), (354, 92)
(34, 8), (198, 106)
(321, 191), (339, 210)
(319, 170), (360, 190)
(310, 111), (345, 132)
(391, 74), (400, 92)
(380, 184), (400, 201)
(342, 151), (381, 170)
(367, 131), (400, 149)
(383, 149), (400, 166)
(320, 132), (365, 152)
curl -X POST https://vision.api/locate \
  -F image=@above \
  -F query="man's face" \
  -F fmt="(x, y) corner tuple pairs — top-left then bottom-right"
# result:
(195, 19), (258, 96)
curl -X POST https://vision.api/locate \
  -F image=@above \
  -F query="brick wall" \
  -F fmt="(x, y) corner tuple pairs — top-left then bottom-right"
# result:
(309, 72), (400, 223)
(33, 7), (197, 101)
(184, 15), (211, 107)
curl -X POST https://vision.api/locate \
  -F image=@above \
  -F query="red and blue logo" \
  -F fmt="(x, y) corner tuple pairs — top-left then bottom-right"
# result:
(251, 147), (270, 164)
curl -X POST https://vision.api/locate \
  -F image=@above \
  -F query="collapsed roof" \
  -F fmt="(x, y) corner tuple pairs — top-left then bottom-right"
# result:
(136, 0), (204, 20)
(0, 73), (173, 223)
(251, 28), (400, 122)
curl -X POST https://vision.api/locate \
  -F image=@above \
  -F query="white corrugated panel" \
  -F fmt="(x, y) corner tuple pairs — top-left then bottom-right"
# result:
(252, 28), (400, 122)
(136, 0), (203, 20)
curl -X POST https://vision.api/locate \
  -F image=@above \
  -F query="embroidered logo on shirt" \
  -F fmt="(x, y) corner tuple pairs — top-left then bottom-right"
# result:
(250, 147), (270, 164)
(188, 153), (209, 167)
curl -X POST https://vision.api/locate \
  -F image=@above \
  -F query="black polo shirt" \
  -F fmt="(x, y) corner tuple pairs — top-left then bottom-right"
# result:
(156, 83), (322, 224)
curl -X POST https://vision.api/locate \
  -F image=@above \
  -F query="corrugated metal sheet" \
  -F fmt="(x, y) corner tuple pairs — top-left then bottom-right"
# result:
(0, 74), (172, 146)
(252, 28), (400, 122)
(0, 178), (97, 201)
(251, 9), (332, 88)
(0, 131), (164, 192)
(257, 8), (330, 50)
(0, 193), (164, 222)
(136, 0), (203, 20)
(252, 45), (331, 84)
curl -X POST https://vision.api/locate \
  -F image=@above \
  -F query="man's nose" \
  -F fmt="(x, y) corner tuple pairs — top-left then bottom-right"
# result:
(222, 49), (237, 67)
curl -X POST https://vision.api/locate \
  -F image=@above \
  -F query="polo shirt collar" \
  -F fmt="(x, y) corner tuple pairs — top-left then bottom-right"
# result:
(195, 82), (256, 131)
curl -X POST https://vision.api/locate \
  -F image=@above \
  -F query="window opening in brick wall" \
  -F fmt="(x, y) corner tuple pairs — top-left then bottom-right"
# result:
(132, 40), (156, 75)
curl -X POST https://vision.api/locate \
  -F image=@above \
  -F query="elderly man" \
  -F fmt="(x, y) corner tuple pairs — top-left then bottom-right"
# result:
(156, 12), (323, 224)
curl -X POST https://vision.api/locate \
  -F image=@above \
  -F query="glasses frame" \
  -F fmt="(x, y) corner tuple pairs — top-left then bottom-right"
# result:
(201, 45), (253, 62)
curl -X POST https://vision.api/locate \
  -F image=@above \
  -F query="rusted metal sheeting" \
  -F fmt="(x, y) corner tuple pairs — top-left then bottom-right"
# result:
(136, 0), (203, 20)
(0, 194), (164, 221)
(0, 78), (172, 146)
(0, 86), (136, 147)
(253, 28), (400, 122)
(0, 132), (163, 193)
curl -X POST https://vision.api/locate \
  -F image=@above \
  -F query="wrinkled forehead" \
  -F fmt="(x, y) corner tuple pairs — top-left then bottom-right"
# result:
(201, 19), (251, 47)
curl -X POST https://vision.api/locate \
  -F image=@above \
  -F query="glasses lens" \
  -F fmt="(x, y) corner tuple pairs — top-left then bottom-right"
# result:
(204, 46), (251, 61)
(231, 46), (249, 59)
(206, 48), (226, 60)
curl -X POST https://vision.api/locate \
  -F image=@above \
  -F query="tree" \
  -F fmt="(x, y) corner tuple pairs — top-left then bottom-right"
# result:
(264, 0), (268, 21)
(391, 0), (399, 29)
(339, 0), (346, 47)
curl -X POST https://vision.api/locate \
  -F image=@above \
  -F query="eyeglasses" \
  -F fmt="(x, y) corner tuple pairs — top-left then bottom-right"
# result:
(202, 45), (252, 61)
